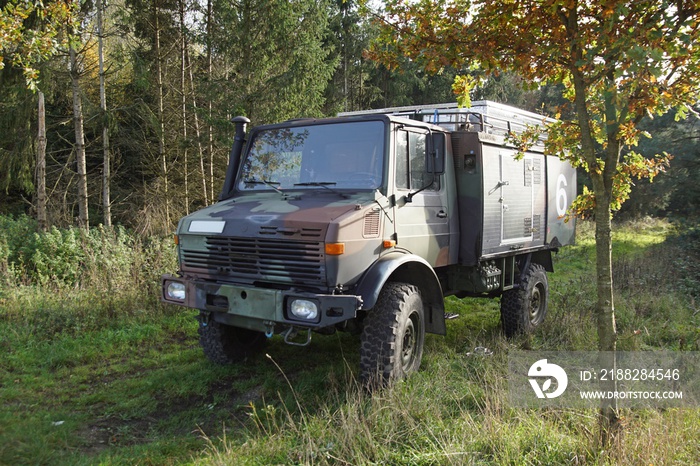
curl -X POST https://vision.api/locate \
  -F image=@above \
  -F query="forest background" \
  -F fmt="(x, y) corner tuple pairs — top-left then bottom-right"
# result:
(1, 0), (459, 231)
(1, 0), (698, 231)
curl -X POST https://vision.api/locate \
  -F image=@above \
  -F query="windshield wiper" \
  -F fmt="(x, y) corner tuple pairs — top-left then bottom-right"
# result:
(244, 178), (284, 194)
(294, 181), (337, 187)
(294, 182), (348, 198)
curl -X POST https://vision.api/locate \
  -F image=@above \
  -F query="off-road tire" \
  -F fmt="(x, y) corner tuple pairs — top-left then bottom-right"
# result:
(360, 282), (425, 388)
(500, 263), (548, 338)
(198, 315), (266, 364)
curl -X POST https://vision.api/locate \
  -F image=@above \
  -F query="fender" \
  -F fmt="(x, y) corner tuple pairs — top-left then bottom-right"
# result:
(530, 249), (554, 273)
(516, 250), (554, 281)
(355, 251), (446, 335)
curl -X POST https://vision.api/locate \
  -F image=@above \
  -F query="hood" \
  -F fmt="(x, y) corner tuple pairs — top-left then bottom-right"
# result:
(179, 191), (377, 241)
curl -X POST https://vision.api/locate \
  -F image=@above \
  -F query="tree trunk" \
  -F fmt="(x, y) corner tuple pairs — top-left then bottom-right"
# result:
(154, 0), (169, 225)
(186, 46), (209, 206)
(70, 46), (89, 230)
(97, 0), (111, 227)
(207, 0), (215, 203)
(179, 0), (189, 214)
(597, 73), (624, 449)
(343, 9), (348, 111)
(570, 60), (621, 448)
(36, 91), (48, 232)
(592, 186), (621, 447)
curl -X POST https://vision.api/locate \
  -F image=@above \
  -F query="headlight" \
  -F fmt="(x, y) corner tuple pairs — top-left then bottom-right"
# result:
(166, 282), (186, 301)
(290, 299), (319, 321)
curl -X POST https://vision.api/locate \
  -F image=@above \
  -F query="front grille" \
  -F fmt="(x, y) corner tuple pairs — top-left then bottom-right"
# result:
(182, 236), (324, 285)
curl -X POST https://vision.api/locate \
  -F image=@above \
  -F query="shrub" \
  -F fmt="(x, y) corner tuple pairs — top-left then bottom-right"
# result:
(29, 226), (87, 287)
(0, 215), (38, 286)
(0, 215), (38, 260)
(0, 215), (177, 291)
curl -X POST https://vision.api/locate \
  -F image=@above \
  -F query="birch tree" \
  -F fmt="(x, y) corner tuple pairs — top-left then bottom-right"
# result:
(36, 91), (47, 231)
(153, 0), (169, 225)
(97, 0), (111, 227)
(178, 0), (189, 212)
(69, 42), (89, 229)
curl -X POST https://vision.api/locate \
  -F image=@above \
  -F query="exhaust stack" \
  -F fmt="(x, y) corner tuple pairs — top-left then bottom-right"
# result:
(219, 116), (250, 200)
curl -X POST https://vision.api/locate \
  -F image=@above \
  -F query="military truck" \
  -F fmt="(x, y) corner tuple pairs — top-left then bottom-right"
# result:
(161, 100), (576, 385)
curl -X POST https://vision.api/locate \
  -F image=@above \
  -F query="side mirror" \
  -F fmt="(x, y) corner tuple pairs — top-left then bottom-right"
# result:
(427, 132), (446, 174)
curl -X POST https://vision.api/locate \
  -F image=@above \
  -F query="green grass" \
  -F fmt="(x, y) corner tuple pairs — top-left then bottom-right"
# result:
(1, 218), (699, 465)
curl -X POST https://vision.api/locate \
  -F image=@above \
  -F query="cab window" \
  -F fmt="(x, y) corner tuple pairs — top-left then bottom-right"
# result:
(395, 129), (439, 191)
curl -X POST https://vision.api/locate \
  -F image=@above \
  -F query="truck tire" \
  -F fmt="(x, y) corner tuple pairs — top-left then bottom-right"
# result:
(198, 315), (266, 364)
(500, 263), (548, 338)
(360, 282), (425, 388)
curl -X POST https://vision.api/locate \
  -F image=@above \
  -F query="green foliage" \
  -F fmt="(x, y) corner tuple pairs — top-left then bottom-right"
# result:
(0, 214), (176, 291)
(0, 0), (78, 88)
(672, 224), (700, 298)
(0, 81), (36, 193)
(205, 0), (335, 124)
(0, 214), (36, 284)
(619, 108), (700, 218)
(30, 226), (89, 286)
(452, 74), (474, 108)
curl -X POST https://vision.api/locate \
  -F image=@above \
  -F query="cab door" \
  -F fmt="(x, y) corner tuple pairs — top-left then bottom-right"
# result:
(392, 127), (451, 267)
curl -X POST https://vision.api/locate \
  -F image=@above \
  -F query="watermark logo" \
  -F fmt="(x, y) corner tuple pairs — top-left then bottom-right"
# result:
(510, 351), (698, 408)
(528, 359), (568, 399)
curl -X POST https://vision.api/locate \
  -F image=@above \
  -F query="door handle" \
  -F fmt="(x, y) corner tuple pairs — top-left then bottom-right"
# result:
(437, 210), (448, 218)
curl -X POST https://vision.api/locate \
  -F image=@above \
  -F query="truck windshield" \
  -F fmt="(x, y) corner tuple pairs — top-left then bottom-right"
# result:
(238, 120), (385, 192)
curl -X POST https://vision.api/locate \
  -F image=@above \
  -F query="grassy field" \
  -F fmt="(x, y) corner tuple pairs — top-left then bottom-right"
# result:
(0, 218), (699, 465)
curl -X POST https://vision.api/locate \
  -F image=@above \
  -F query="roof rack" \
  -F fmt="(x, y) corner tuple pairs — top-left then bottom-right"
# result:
(339, 100), (555, 143)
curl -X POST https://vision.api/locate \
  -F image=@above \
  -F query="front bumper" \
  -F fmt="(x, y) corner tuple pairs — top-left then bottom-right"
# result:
(161, 274), (362, 333)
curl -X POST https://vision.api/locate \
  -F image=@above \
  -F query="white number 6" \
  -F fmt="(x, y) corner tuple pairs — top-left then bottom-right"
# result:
(556, 174), (568, 217)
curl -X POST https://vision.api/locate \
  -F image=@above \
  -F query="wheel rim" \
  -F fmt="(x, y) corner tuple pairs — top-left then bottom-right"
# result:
(529, 283), (545, 324)
(401, 313), (418, 371)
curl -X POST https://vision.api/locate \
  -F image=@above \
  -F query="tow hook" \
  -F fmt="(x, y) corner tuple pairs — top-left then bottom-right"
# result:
(199, 311), (212, 326)
(264, 321), (275, 338)
(282, 327), (312, 347)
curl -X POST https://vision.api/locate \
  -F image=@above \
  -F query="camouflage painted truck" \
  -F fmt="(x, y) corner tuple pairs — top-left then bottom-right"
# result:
(161, 101), (576, 385)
